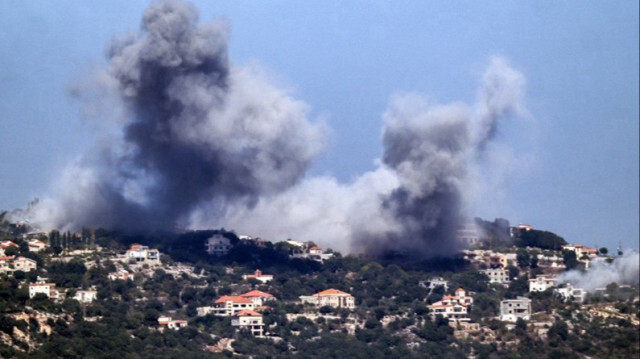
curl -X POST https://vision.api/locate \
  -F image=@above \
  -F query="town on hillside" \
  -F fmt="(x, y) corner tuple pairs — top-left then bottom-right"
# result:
(0, 218), (637, 358)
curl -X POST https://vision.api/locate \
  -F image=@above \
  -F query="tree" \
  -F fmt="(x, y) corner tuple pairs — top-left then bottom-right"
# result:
(562, 250), (579, 270)
(516, 251), (530, 268)
(599, 247), (608, 255)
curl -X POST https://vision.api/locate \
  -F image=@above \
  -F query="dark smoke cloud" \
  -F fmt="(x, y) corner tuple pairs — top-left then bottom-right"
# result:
(29, 0), (325, 232)
(26, 0), (528, 259)
(200, 57), (528, 257)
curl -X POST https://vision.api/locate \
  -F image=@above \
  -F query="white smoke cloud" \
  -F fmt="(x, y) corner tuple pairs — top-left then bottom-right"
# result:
(557, 251), (640, 292)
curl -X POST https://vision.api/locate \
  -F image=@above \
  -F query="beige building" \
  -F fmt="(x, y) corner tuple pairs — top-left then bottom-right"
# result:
(500, 296), (532, 322)
(300, 288), (355, 309)
(240, 290), (276, 307)
(198, 295), (256, 317)
(231, 309), (264, 336)
(13, 256), (37, 272)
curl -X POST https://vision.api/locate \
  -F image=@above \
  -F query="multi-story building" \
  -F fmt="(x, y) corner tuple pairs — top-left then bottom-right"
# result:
(125, 244), (160, 264)
(205, 234), (232, 256)
(500, 296), (532, 322)
(554, 284), (587, 303)
(13, 256), (37, 272)
(29, 283), (59, 299)
(427, 287), (474, 322)
(528, 275), (556, 292)
(231, 310), (264, 336)
(300, 288), (355, 309)
(483, 268), (510, 285)
(200, 295), (256, 317)
(422, 277), (449, 294)
(73, 289), (98, 303)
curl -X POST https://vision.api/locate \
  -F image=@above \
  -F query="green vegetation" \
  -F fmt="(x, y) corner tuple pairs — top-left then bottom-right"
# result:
(0, 224), (636, 358)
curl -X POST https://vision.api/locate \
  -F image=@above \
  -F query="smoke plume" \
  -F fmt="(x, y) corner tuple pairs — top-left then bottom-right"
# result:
(557, 251), (640, 292)
(29, 0), (325, 232)
(27, 0), (529, 258)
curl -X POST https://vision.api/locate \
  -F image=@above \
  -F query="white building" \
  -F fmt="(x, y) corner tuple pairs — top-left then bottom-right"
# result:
(27, 239), (47, 252)
(500, 296), (532, 322)
(422, 277), (449, 293)
(200, 295), (256, 316)
(554, 284), (587, 303)
(205, 234), (232, 256)
(29, 283), (58, 299)
(158, 316), (188, 330)
(242, 269), (274, 283)
(125, 244), (160, 264)
(483, 268), (510, 285)
(427, 287), (474, 322)
(528, 275), (556, 292)
(231, 309), (264, 336)
(300, 288), (355, 309)
(13, 256), (37, 272)
(73, 289), (98, 303)
(108, 269), (133, 281)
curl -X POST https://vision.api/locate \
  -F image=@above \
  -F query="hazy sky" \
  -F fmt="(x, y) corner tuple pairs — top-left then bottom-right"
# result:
(1, 1), (638, 251)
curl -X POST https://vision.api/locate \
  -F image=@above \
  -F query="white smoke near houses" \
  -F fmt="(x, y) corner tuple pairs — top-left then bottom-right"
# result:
(557, 251), (640, 292)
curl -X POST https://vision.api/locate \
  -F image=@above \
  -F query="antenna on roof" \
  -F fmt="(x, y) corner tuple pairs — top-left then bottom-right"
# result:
(617, 241), (623, 256)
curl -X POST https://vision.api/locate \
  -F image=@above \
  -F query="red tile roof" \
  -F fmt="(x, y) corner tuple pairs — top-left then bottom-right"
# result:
(240, 290), (274, 298)
(309, 246), (322, 251)
(214, 296), (253, 304)
(316, 288), (350, 297)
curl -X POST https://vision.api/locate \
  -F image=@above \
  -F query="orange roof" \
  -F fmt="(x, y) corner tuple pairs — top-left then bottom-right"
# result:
(235, 309), (262, 317)
(455, 287), (465, 292)
(0, 256), (15, 261)
(130, 244), (143, 249)
(310, 246), (322, 250)
(316, 288), (350, 297)
(240, 290), (274, 298)
(215, 295), (253, 304)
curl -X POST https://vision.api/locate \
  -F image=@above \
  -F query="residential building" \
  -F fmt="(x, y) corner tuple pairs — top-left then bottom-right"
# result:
(500, 296), (532, 322)
(74, 289), (98, 303)
(529, 275), (556, 292)
(157, 316), (188, 330)
(422, 277), (449, 293)
(240, 290), (276, 307)
(205, 295), (256, 316)
(125, 244), (160, 264)
(108, 269), (134, 281)
(457, 223), (483, 247)
(13, 256), (37, 272)
(483, 268), (510, 285)
(429, 302), (470, 322)
(29, 283), (59, 299)
(562, 244), (598, 259)
(554, 284), (587, 303)
(27, 239), (47, 252)
(427, 287), (474, 322)
(231, 309), (264, 336)
(0, 256), (15, 272)
(242, 269), (274, 283)
(0, 240), (18, 250)
(205, 234), (232, 256)
(300, 288), (355, 309)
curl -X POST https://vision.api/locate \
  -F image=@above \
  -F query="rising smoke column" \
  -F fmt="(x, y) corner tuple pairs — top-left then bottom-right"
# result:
(202, 57), (528, 257)
(31, 0), (325, 232)
(352, 57), (526, 259)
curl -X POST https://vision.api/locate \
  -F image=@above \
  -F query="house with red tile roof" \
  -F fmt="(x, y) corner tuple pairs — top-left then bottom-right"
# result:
(27, 239), (47, 252)
(198, 295), (256, 317)
(427, 287), (474, 322)
(240, 290), (276, 307)
(300, 288), (355, 309)
(242, 269), (274, 283)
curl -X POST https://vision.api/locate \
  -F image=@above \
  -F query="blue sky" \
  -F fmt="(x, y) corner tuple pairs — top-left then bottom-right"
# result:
(0, 1), (638, 251)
